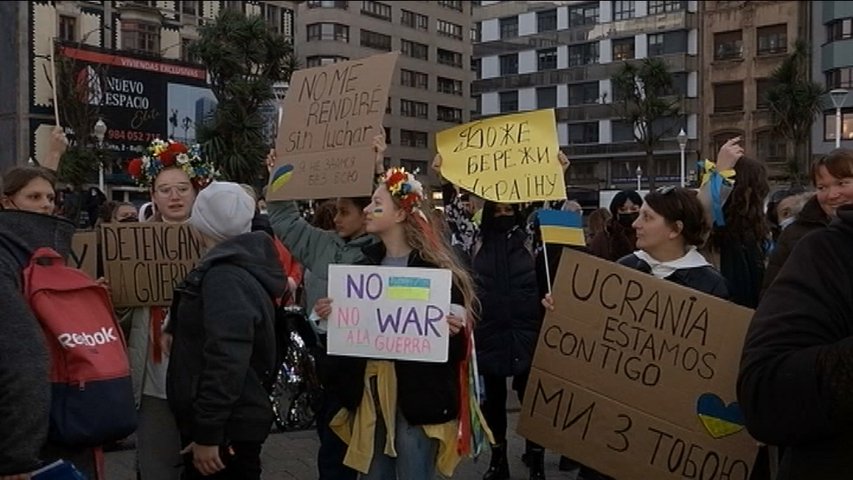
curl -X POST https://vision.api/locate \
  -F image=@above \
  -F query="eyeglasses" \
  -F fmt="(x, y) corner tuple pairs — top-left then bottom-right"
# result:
(154, 184), (193, 197)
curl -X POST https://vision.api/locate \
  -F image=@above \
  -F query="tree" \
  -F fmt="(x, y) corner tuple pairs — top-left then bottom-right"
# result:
(765, 39), (824, 185)
(190, 9), (297, 185)
(611, 58), (682, 190)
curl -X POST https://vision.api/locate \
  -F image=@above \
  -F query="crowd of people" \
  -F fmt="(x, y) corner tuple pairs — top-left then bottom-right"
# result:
(1, 123), (852, 480)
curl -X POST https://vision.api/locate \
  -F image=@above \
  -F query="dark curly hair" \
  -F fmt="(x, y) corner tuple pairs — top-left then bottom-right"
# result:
(715, 156), (770, 246)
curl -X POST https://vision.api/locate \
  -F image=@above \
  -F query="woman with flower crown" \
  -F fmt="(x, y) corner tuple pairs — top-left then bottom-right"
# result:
(123, 138), (217, 480)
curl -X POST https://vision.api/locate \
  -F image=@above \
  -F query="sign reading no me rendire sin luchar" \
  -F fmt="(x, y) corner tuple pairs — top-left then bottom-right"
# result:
(517, 249), (758, 480)
(101, 223), (203, 308)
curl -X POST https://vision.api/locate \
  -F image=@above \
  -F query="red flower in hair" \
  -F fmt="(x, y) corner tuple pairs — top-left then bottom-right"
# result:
(127, 158), (143, 178)
(167, 142), (188, 155)
(159, 151), (176, 166)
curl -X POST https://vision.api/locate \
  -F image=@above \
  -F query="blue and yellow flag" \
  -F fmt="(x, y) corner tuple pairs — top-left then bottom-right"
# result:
(387, 277), (431, 301)
(538, 209), (585, 247)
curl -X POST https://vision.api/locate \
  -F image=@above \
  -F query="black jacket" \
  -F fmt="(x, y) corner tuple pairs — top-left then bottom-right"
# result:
(618, 253), (730, 300)
(326, 243), (467, 426)
(166, 232), (286, 445)
(0, 211), (74, 475)
(762, 196), (830, 294)
(738, 205), (853, 480)
(473, 226), (540, 377)
(590, 220), (636, 262)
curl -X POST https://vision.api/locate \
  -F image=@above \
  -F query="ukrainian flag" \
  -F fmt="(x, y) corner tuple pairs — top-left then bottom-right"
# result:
(387, 277), (431, 301)
(538, 209), (586, 247)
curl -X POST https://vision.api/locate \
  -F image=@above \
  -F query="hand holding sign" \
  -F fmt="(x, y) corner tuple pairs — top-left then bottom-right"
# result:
(41, 126), (69, 171)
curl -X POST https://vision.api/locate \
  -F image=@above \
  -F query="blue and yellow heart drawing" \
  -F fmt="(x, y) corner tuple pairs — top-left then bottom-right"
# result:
(270, 164), (295, 192)
(696, 393), (745, 439)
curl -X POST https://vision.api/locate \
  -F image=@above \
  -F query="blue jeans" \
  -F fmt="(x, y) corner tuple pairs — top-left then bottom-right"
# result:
(361, 410), (438, 480)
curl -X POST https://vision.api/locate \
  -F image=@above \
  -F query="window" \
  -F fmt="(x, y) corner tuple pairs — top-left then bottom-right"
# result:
(401, 10), (428, 31)
(438, 77), (463, 96)
(437, 105), (463, 123)
(499, 16), (518, 39)
(438, 48), (463, 68)
(499, 91), (518, 113)
(613, 1), (635, 21)
(824, 109), (853, 141)
(755, 130), (786, 162)
(384, 127), (391, 143)
(472, 95), (481, 116)
(180, 38), (198, 63)
(263, 4), (283, 34)
(307, 23), (349, 42)
(438, 0), (463, 12)
(714, 30), (743, 60)
(569, 3), (599, 26)
(648, 30), (688, 56)
(537, 86), (557, 109)
(400, 130), (428, 148)
(437, 20), (463, 40)
(757, 24), (787, 56)
(500, 53), (519, 75)
(667, 72), (689, 97)
(568, 42), (599, 67)
(361, 1), (391, 21)
(648, 0), (685, 14)
(121, 20), (160, 54)
(223, 1), (244, 12)
(827, 18), (853, 42)
(756, 78), (777, 110)
(827, 67), (853, 89)
(59, 15), (76, 42)
(713, 82), (744, 113)
(400, 159), (426, 174)
(611, 120), (635, 142)
(537, 9), (557, 32)
(612, 38), (635, 61)
(472, 57), (482, 79)
(537, 48), (557, 70)
(307, 0), (348, 8)
(401, 69), (429, 89)
(401, 39), (429, 60)
(568, 82), (599, 105)
(401, 100), (428, 119)
(361, 29), (391, 51)
(471, 22), (482, 42)
(181, 1), (199, 15)
(568, 122), (599, 144)
(306, 55), (349, 67)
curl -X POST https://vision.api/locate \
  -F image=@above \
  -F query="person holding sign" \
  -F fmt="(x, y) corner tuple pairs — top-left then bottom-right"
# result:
(327, 167), (478, 479)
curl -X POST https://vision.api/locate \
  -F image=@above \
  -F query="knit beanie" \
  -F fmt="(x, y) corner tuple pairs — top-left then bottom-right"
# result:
(189, 181), (255, 243)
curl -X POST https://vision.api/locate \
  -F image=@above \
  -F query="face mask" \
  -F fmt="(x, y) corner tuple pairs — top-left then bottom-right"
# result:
(617, 212), (639, 228)
(492, 216), (516, 232)
(779, 216), (795, 230)
(260, 209), (268, 216)
(118, 216), (138, 223)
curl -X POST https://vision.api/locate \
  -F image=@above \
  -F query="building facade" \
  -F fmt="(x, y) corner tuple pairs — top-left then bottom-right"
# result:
(295, 0), (473, 185)
(702, 0), (806, 180)
(0, 1), (295, 177)
(472, 0), (701, 192)
(811, 1), (853, 157)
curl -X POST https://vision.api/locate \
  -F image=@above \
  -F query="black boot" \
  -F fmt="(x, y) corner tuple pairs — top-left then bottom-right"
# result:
(483, 442), (510, 480)
(528, 446), (546, 480)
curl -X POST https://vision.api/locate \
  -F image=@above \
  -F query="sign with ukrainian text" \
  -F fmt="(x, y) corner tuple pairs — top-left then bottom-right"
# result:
(327, 265), (452, 363)
(436, 109), (566, 203)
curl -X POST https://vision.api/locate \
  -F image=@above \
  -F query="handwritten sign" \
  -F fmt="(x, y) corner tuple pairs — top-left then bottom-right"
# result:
(269, 52), (399, 201)
(327, 265), (452, 363)
(101, 223), (203, 308)
(70, 231), (98, 279)
(517, 249), (758, 480)
(436, 109), (566, 203)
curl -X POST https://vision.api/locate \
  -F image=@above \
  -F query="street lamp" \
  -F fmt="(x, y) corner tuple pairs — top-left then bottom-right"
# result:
(636, 165), (642, 192)
(830, 88), (849, 149)
(93, 118), (107, 191)
(677, 128), (688, 187)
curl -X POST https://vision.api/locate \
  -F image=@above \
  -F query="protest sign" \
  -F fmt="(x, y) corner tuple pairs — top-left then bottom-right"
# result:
(436, 109), (566, 203)
(517, 249), (758, 480)
(327, 265), (452, 362)
(70, 231), (98, 279)
(269, 52), (399, 201)
(101, 223), (203, 307)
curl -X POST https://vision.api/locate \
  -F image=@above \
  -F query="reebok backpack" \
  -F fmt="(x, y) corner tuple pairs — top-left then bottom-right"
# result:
(22, 247), (137, 447)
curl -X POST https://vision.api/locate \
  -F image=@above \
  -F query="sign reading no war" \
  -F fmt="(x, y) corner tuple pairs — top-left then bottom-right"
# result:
(327, 265), (452, 362)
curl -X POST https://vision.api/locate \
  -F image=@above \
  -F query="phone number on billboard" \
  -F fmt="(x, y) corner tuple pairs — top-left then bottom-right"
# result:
(107, 130), (161, 143)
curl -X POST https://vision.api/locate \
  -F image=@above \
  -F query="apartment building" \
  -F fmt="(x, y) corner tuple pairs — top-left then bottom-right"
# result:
(811, 1), (853, 157)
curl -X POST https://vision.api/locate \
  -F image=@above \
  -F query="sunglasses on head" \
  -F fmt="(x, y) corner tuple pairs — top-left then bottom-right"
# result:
(656, 185), (677, 195)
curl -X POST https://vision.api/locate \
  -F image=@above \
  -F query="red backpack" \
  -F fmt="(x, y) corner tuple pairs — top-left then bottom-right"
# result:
(22, 247), (137, 447)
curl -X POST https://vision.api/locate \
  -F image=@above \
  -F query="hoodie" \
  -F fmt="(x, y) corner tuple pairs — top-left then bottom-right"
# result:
(738, 205), (853, 480)
(166, 231), (286, 445)
(0, 210), (74, 475)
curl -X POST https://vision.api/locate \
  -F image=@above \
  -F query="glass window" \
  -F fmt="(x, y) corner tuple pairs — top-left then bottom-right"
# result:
(569, 3), (599, 26)
(613, 1), (635, 21)
(121, 20), (160, 54)
(306, 55), (349, 67)
(401, 99), (429, 119)
(437, 20), (463, 40)
(307, 23), (349, 42)
(361, 1), (391, 21)
(437, 105), (463, 123)
(611, 120), (635, 142)
(500, 91), (519, 113)
(500, 16), (518, 39)
(307, 1), (348, 8)
(400, 130), (428, 148)
(438, 48), (463, 68)
(568, 122), (600, 144)
(568, 82), (599, 105)
(537, 86), (557, 109)
(360, 29), (391, 50)
(612, 37), (635, 61)
(756, 78), (777, 110)
(401, 10), (429, 31)
(401, 39), (429, 60)
(401, 69), (429, 90)
(824, 109), (853, 142)
(400, 159), (426, 174)
(500, 53), (519, 75)
(472, 95), (481, 116)
(713, 82), (744, 113)
(568, 42), (599, 67)
(667, 72), (689, 97)
(826, 18), (853, 42)
(471, 22), (482, 42)
(826, 67), (853, 89)
(714, 30), (743, 60)
(537, 9), (557, 32)
(648, 0), (685, 14)
(437, 0), (463, 11)
(755, 130), (787, 162)
(472, 57), (482, 79)
(648, 30), (688, 56)
(59, 15), (77, 42)
(537, 48), (557, 71)
(437, 77), (463, 96)
(757, 24), (787, 56)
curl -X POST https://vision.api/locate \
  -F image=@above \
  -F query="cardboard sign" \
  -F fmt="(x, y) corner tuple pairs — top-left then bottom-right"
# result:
(327, 265), (452, 362)
(70, 231), (98, 279)
(517, 249), (758, 480)
(101, 223), (203, 308)
(436, 109), (566, 203)
(269, 52), (399, 201)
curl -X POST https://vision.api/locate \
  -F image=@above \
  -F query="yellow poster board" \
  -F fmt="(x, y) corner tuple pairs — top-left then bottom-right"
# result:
(435, 109), (566, 203)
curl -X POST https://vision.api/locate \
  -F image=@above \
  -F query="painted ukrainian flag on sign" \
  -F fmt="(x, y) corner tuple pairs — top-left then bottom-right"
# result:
(538, 209), (586, 247)
(387, 277), (431, 301)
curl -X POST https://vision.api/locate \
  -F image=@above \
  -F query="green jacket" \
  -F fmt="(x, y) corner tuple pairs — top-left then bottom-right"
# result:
(268, 200), (377, 317)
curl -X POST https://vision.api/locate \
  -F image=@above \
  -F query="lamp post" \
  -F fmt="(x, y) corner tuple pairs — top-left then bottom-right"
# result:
(830, 88), (849, 149)
(677, 128), (688, 187)
(93, 118), (107, 191)
(636, 165), (642, 192)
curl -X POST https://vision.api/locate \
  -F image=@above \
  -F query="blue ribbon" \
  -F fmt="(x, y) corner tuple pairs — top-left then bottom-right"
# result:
(701, 161), (727, 227)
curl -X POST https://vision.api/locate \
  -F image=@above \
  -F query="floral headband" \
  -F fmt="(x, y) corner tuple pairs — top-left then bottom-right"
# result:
(382, 167), (425, 214)
(126, 138), (218, 189)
